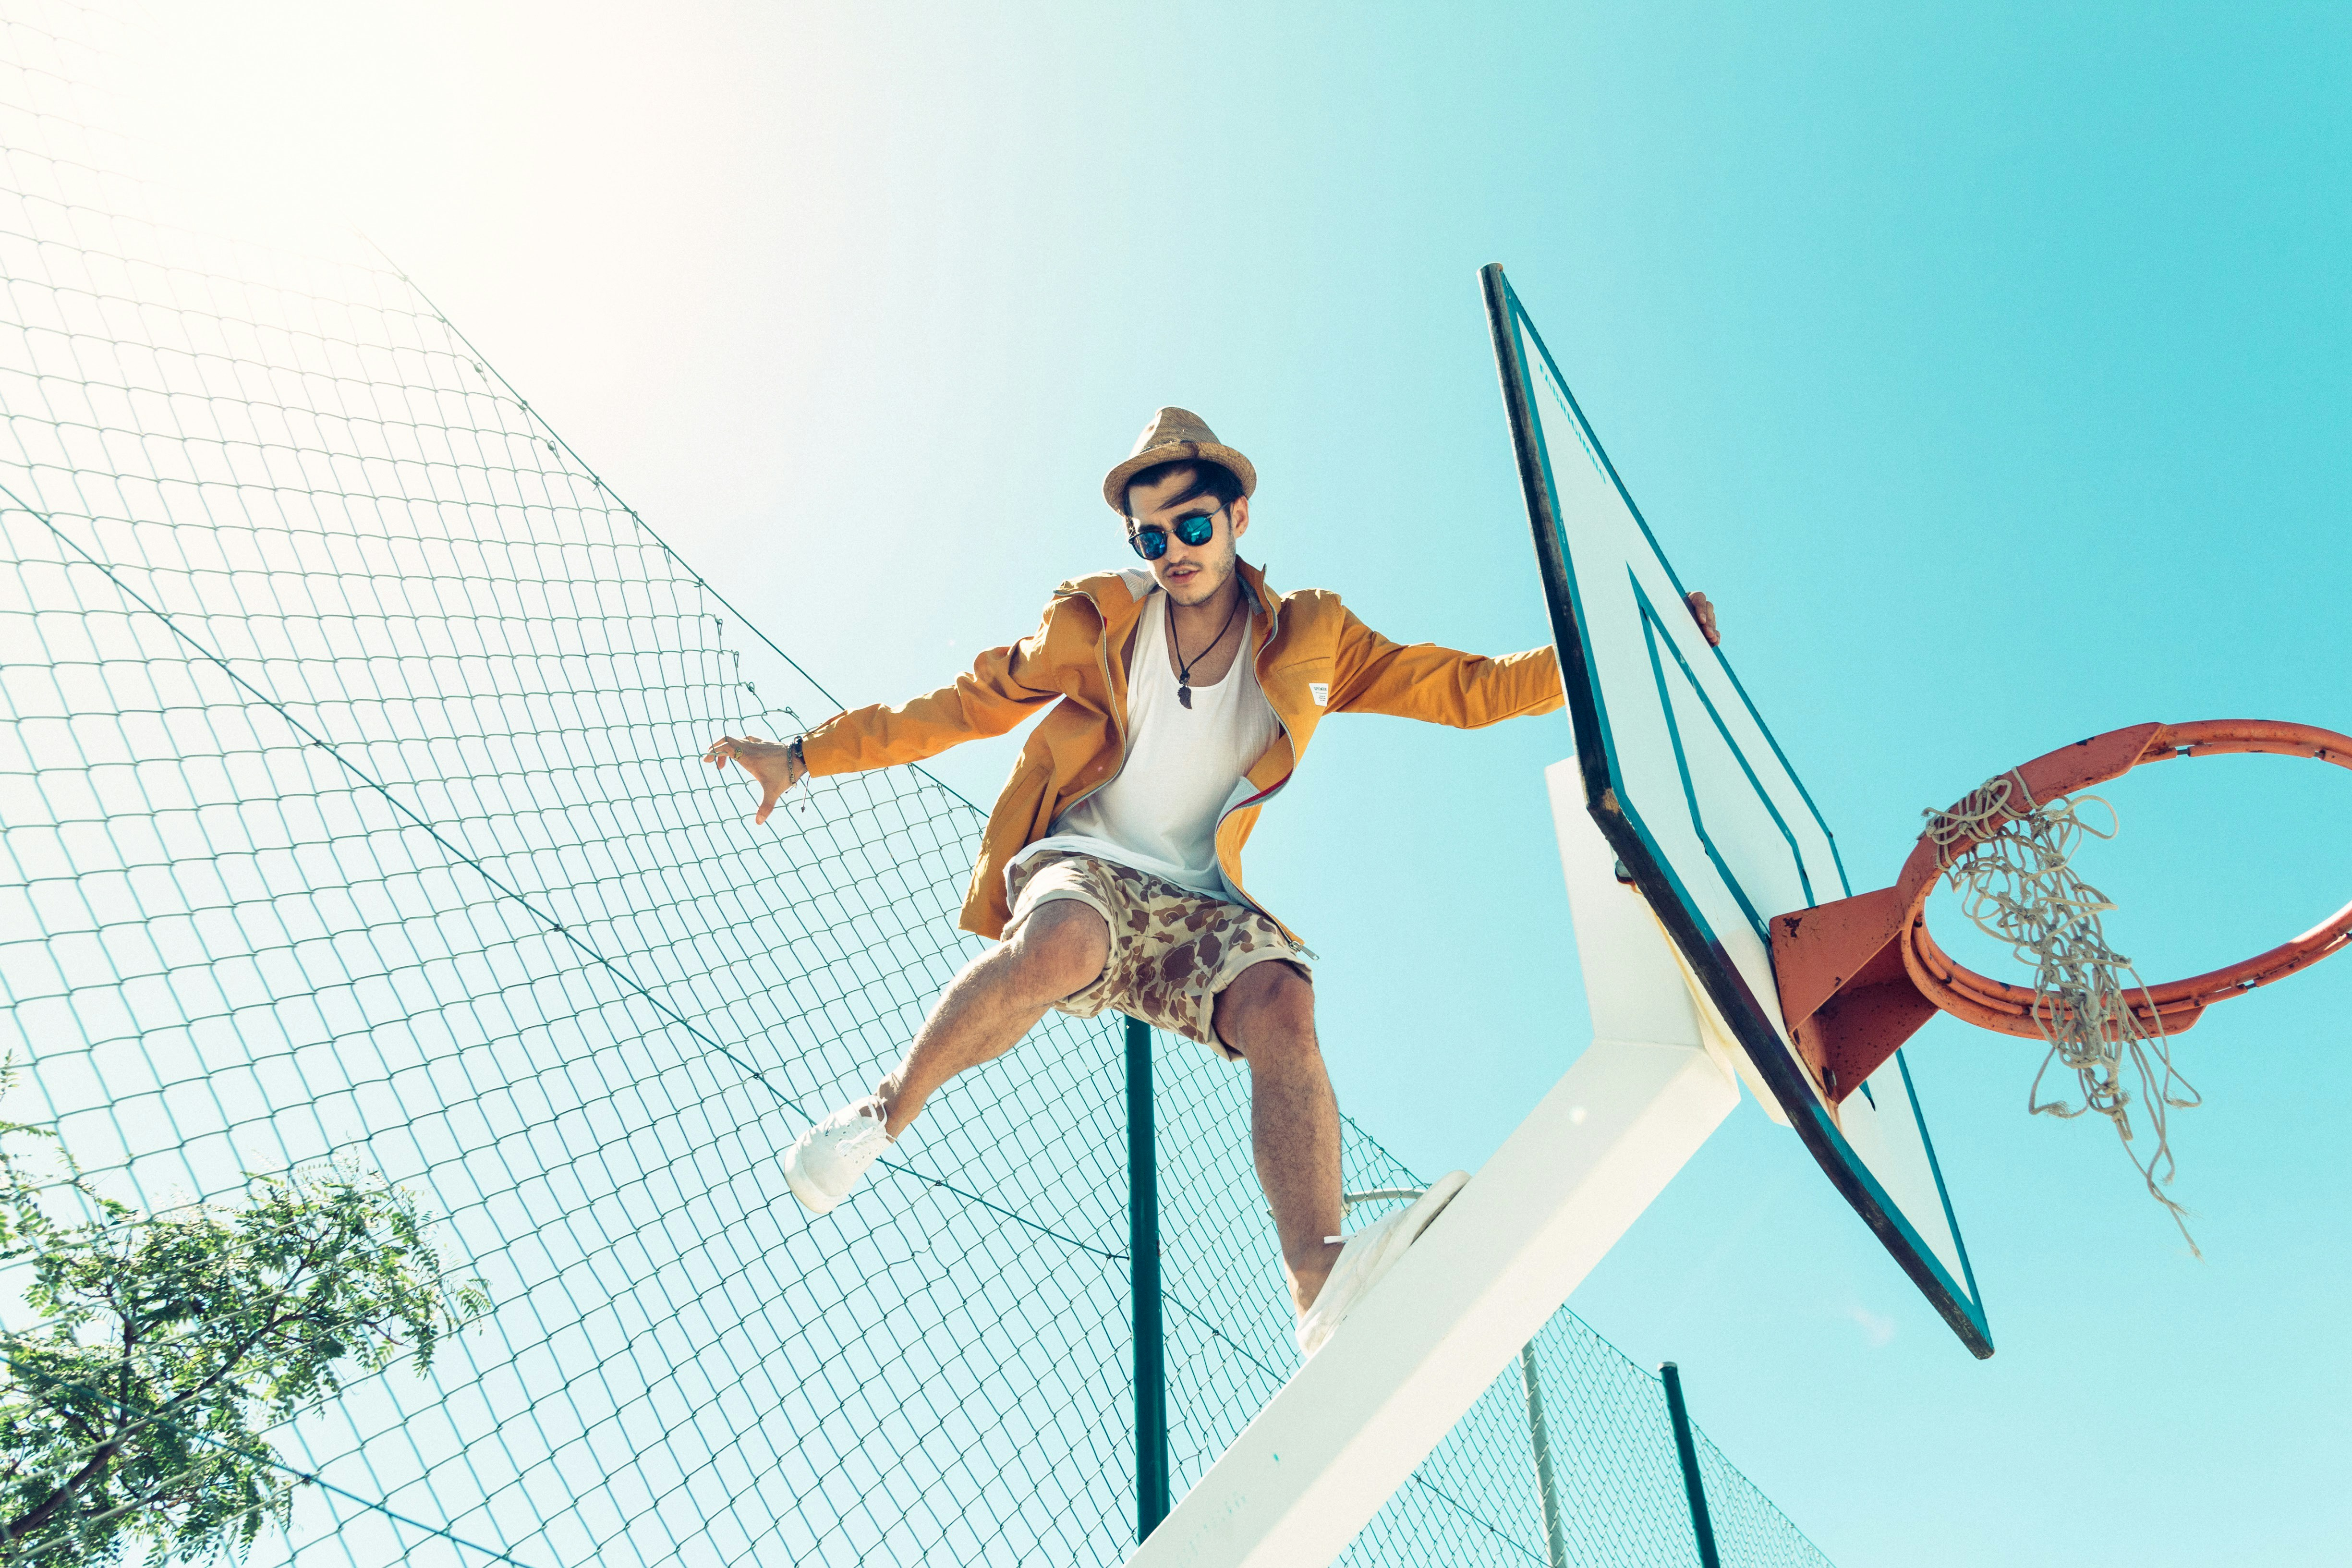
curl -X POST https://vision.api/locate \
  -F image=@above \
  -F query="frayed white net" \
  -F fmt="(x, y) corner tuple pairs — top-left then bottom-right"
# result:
(1925, 777), (2203, 1251)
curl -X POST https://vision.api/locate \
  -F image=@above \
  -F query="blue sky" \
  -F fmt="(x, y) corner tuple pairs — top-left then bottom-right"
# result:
(115, 4), (2352, 1562)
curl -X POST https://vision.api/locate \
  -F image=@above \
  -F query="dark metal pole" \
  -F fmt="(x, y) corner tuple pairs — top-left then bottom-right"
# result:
(1660, 1362), (1721, 1568)
(1128, 1016), (1169, 1540)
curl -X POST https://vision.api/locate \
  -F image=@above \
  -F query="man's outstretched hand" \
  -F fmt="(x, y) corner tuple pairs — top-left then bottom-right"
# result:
(703, 734), (806, 825)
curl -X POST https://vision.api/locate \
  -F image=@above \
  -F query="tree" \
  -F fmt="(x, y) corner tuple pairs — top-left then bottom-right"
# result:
(0, 1102), (488, 1566)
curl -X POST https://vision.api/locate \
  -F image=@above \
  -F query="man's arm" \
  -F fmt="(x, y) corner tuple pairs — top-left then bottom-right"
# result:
(703, 599), (1068, 822)
(796, 614), (1063, 774)
(1325, 606), (1564, 728)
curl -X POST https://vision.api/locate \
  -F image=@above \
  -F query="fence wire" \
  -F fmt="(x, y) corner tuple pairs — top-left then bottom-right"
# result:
(0, 8), (1833, 1566)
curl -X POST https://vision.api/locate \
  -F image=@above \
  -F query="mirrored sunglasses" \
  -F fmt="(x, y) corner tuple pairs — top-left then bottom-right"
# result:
(1127, 507), (1222, 561)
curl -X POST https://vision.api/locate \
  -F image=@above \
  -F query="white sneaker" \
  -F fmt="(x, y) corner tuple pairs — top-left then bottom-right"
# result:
(1294, 1170), (1469, 1359)
(782, 1096), (895, 1216)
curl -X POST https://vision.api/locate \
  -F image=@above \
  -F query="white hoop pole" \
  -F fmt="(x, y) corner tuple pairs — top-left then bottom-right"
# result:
(1124, 764), (1742, 1567)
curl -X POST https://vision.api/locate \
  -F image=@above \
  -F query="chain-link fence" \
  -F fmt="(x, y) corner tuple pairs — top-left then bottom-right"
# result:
(0, 7), (1833, 1564)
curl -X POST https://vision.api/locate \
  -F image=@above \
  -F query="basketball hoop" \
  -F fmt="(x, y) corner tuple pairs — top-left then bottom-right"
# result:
(1772, 720), (2352, 1102)
(1901, 720), (2352, 1039)
(1770, 719), (2352, 1244)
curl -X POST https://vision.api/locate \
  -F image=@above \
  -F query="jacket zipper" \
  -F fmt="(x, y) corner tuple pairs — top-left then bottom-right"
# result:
(1050, 585), (1128, 821)
(1211, 578), (1316, 956)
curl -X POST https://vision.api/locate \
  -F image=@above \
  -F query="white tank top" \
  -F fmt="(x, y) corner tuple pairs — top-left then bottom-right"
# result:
(1014, 590), (1280, 900)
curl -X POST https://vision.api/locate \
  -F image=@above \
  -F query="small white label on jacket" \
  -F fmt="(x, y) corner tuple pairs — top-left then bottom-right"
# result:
(1309, 682), (1329, 707)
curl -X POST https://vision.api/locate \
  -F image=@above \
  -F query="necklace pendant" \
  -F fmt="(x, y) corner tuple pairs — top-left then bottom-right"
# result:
(1178, 682), (1193, 709)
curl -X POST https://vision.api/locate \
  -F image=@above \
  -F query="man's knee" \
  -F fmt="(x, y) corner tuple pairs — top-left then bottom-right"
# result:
(1006, 899), (1111, 1000)
(1215, 961), (1317, 1060)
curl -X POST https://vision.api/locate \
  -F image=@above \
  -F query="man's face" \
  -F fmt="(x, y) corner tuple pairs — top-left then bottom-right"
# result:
(1126, 466), (1251, 608)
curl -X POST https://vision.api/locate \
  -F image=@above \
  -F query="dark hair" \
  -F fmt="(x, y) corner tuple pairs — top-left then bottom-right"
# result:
(1123, 458), (1245, 519)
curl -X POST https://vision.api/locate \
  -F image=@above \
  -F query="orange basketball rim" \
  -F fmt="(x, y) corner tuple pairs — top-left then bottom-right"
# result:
(1769, 720), (2352, 1104)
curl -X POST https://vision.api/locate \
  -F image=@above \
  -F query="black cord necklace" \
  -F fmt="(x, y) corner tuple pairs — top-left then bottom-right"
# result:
(1172, 587), (1247, 709)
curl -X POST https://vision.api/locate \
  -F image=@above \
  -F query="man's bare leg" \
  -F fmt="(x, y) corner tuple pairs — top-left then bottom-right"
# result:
(873, 898), (1111, 1138)
(1214, 962), (1345, 1316)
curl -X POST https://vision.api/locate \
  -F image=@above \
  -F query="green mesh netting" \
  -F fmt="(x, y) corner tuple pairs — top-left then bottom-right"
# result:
(0, 10), (1834, 1565)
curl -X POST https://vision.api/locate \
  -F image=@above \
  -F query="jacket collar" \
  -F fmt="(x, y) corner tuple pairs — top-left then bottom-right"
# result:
(1236, 557), (1278, 622)
(1057, 559), (1279, 639)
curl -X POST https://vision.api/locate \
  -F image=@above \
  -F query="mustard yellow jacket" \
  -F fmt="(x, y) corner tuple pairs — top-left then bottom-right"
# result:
(799, 560), (1565, 943)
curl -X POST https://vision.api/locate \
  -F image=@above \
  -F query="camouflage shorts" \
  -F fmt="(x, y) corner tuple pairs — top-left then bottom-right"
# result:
(1003, 851), (1310, 1060)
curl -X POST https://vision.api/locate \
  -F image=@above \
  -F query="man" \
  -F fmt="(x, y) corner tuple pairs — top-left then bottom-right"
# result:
(703, 408), (1563, 1358)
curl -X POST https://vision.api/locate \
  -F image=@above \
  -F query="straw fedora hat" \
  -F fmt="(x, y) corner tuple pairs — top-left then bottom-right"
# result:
(1101, 406), (1258, 515)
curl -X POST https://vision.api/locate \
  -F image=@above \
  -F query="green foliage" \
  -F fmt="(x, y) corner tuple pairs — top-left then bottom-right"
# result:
(0, 1103), (488, 1566)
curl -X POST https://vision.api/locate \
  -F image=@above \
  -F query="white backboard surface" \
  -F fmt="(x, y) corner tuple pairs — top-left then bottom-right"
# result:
(1483, 264), (1990, 1356)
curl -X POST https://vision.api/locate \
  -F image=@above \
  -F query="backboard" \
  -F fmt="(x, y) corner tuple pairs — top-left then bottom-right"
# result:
(1482, 263), (1992, 1357)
